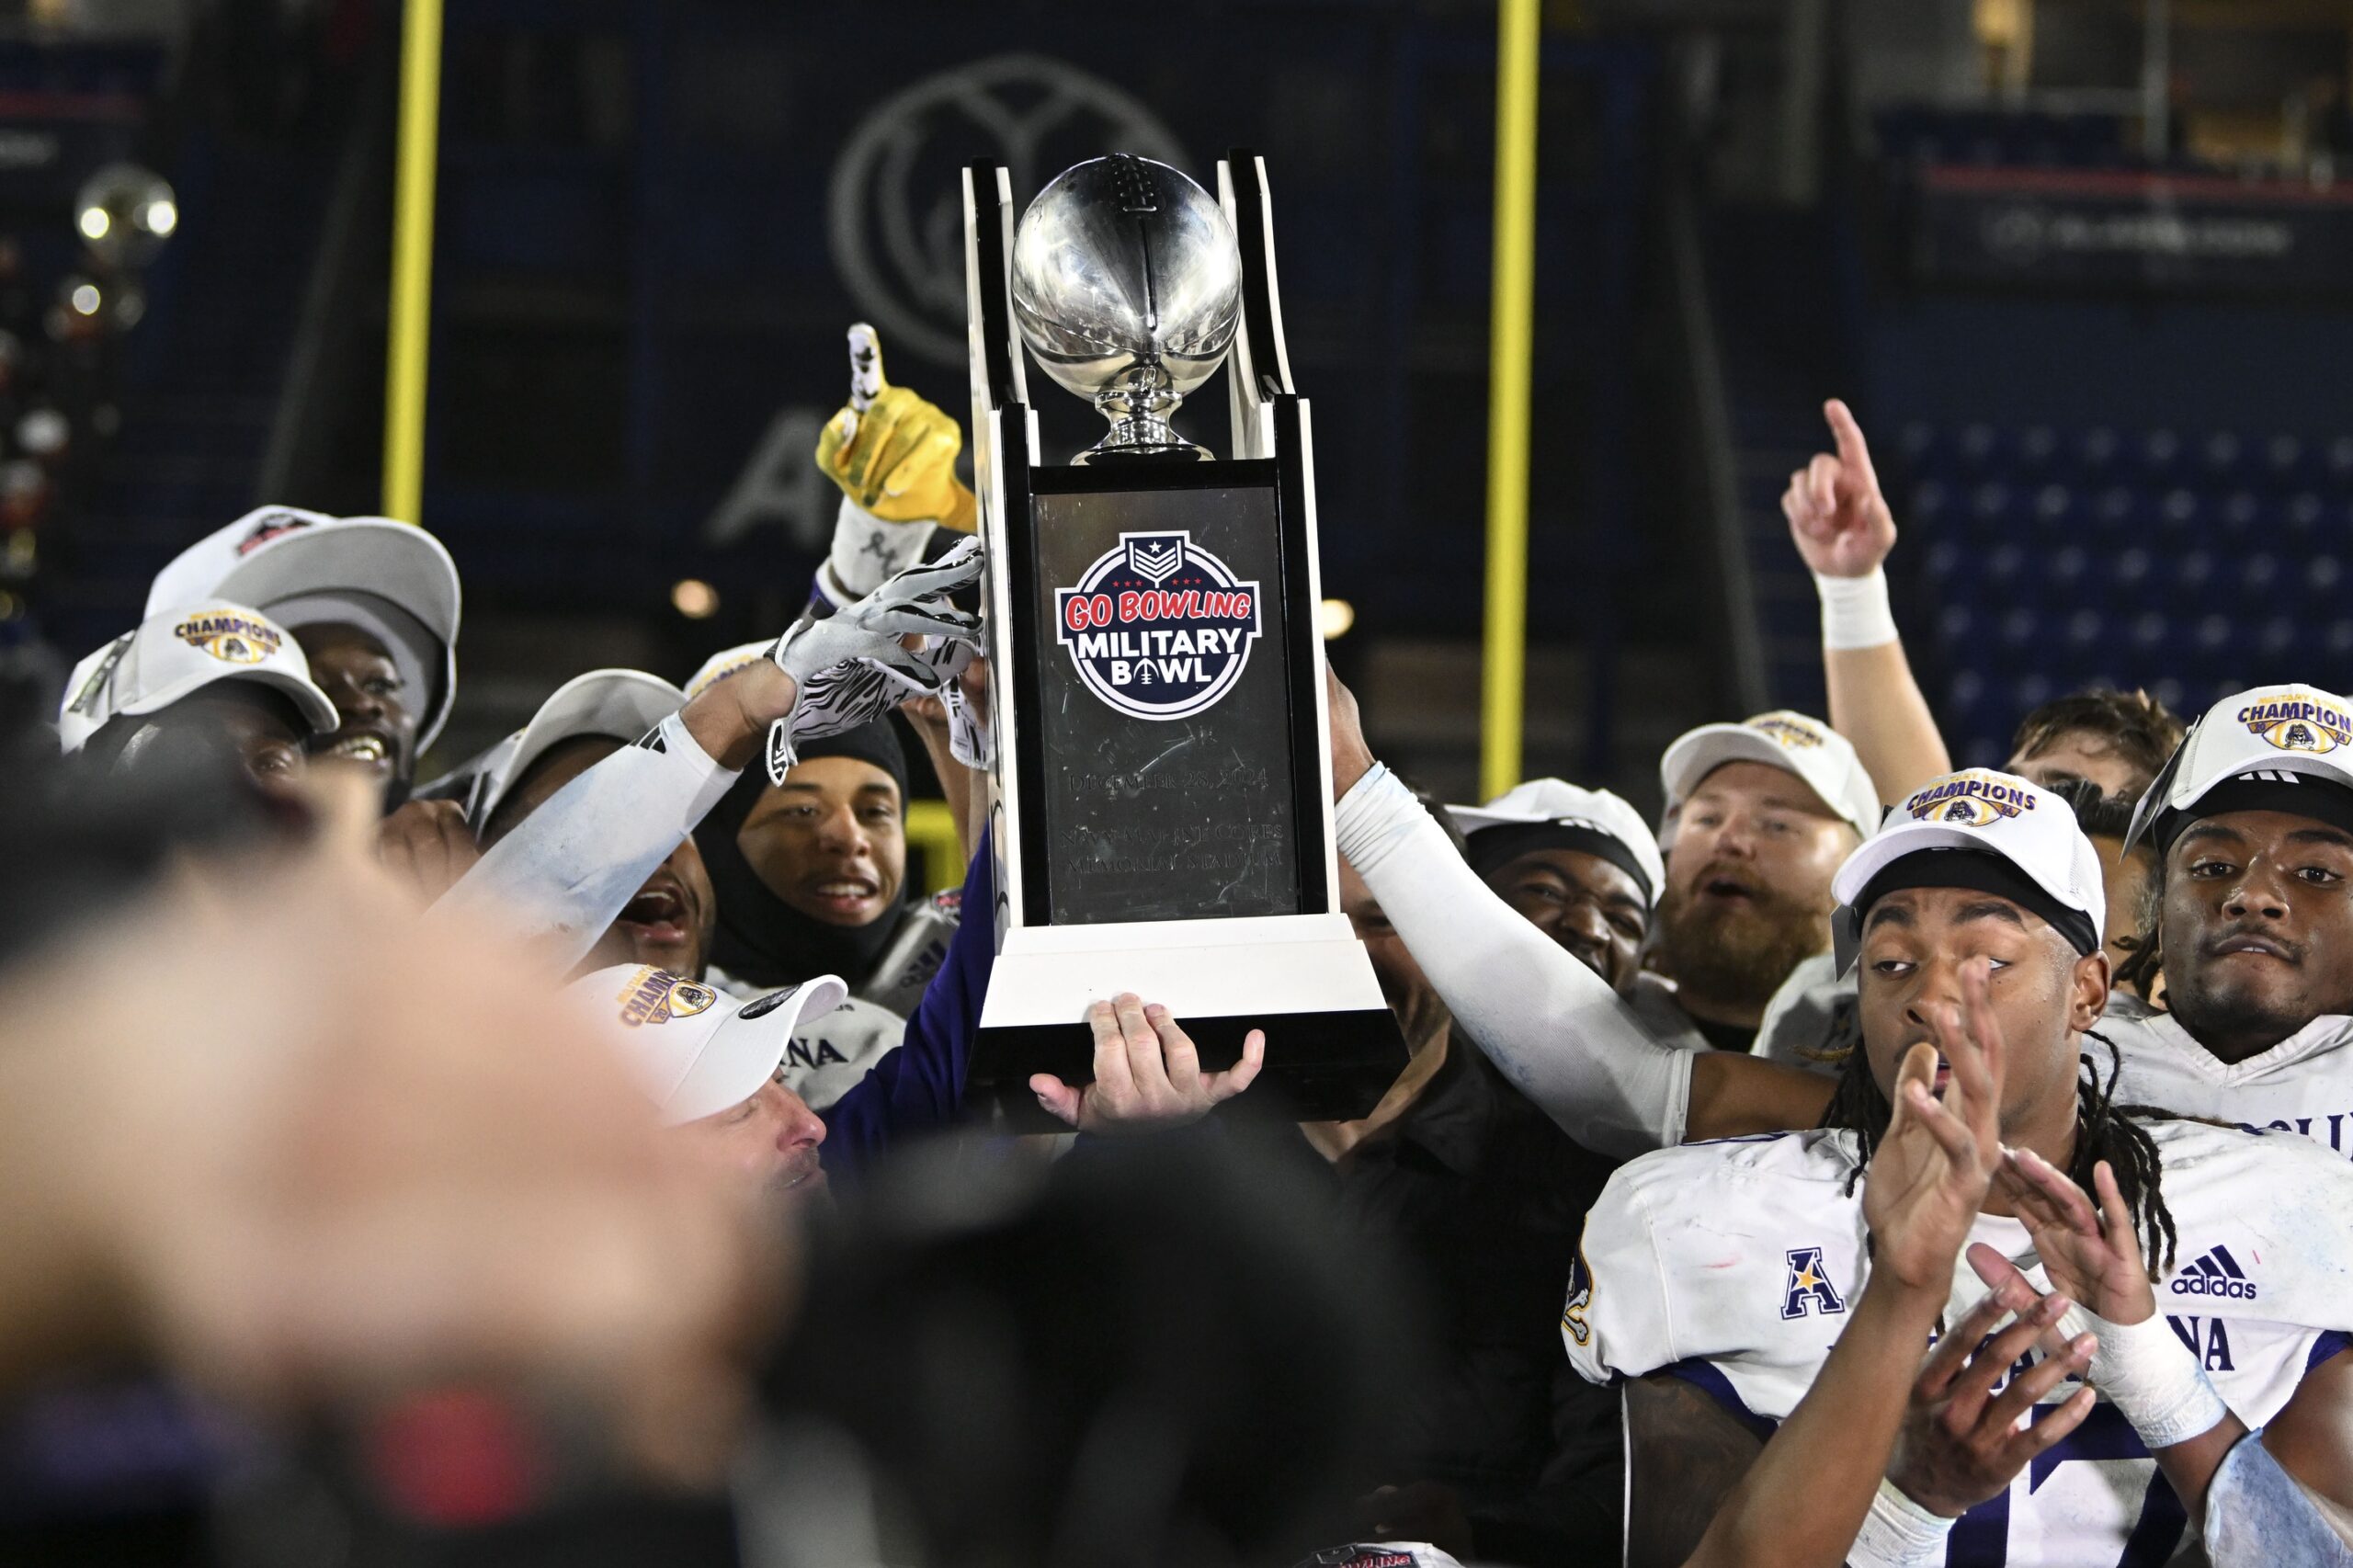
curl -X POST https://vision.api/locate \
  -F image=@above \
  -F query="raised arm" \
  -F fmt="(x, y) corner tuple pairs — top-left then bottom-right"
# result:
(1327, 670), (1828, 1155)
(435, 551), (982, 973)
(1785, 398), (1950, 804)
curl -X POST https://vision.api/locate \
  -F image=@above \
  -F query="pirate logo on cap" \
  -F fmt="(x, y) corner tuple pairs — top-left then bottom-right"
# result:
(1904, 771), (2038, 828)
(174, 610), (282, 666)
(234, 509), (316, 557)
(615, 967), (720, 1028)
(2238, 693), (2353, 755)
(1747, 713), (1826, 750)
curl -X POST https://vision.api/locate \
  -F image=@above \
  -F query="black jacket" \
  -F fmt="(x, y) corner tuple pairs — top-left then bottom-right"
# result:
(1240, 1038), (1624, 1567)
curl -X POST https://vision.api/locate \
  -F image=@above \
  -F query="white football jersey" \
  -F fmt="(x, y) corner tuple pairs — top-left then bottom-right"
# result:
(2102, 996), (2353, 1159)
(1564, 1121), (2353, 1567)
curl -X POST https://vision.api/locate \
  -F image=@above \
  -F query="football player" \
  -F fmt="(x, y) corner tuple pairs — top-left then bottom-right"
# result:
(1568, 771), (2353, 1567)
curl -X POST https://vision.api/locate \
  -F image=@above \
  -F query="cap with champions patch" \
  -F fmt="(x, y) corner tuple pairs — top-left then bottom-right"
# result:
(567, 963), (848, 1127)
(2125, 683), (2353, 855)
(1657, 710), (1881, 849)
(467, 668), (687, 833)
(144, 506), (463, 750)
(1448, 778), (1666, 909)
(57, 602), (340, 755)
(1830, 767), (2106, 974)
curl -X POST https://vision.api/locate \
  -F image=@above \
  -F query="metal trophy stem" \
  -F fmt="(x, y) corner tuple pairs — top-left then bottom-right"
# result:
(1084, 363), (1199, 462)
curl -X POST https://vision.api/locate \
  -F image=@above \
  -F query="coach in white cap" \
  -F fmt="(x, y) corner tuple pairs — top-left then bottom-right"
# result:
(1643, 710), (1881, 1056)
(569, 962), (846, 1204)
(146, 506), (461, 801)
(1450, 778), (1663, 997)
(58, 601), (339, 790)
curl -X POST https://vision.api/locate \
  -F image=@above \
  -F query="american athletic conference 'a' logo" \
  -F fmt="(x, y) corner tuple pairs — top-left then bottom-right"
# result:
(1055, 532), (1262, 722)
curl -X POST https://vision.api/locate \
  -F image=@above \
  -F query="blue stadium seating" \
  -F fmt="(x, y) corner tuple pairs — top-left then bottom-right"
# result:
(1904, 420), (2353, 756)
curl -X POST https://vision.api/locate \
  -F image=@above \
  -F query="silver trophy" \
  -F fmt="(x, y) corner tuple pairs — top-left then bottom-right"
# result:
(1009, 154), (1243, 463)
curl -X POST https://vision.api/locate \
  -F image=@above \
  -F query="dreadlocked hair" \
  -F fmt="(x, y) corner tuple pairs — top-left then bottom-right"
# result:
(1818, 1028), (2179, 1277)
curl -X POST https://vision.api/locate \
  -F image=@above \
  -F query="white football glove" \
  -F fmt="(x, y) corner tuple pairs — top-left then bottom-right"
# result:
(765, 538), (983, 784)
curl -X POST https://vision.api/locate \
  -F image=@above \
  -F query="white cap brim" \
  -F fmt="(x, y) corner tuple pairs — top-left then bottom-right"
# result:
(1658, 720), (1881, 846)
(150, 515), (462, 749)
(118, 661), (342, 739)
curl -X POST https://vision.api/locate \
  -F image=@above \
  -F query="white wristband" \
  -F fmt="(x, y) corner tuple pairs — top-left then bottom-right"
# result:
(825, 495), (935, 602)
(1814, 567), (1900, 652)
(2055, 1304), (2230, 1449)
(1847, 1477), (1953, 1568)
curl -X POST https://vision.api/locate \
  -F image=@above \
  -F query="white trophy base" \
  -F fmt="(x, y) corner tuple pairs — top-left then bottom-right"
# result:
(971, 913), (1406, 1127)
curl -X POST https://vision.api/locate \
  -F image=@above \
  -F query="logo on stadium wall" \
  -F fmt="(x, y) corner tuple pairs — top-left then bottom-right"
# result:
(2239, 694), (2353, 755)
(828, 55), (1187, 368)
(174, 609), (282, 665)
(1904, 770), (2039, 827)
(1055, 532), (1262, 722)
(616, 967), (718, 1028)
(1779, 1246), (1847, 1320)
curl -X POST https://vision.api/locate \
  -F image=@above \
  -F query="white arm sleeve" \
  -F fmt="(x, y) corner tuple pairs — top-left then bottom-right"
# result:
(433, 710), (739, 972)
(1336, 763), (1691, 1155)
(2206, 1431), (2353, 1566)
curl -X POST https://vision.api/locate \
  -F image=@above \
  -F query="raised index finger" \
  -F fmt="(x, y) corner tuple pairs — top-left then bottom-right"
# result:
(847, 322), (884, 410)
(1824, 398), (1876, 486)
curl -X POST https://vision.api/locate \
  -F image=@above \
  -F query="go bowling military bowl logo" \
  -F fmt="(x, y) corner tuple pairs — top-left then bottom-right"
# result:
(1055, 532), (1263, 722)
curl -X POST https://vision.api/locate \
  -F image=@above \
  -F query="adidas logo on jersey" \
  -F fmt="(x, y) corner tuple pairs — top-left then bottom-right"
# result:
(2170, 1244), (2258, 1301)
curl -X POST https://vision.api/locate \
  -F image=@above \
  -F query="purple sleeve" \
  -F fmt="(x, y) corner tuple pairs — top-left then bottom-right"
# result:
(818, 827), (995, 1173)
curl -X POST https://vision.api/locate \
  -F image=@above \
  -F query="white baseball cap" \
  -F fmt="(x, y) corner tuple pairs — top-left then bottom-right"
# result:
(57, 602), (340, 755)
(1448, 778), (1666, 908)
(1658, 710), (1881, 848)
(2126, 683), (2353, 854)
(144, 506), (463, 750)
(568, 964), (849, 1127)
(468, 668), (687, 832)
(1831, 768), (2106, 973)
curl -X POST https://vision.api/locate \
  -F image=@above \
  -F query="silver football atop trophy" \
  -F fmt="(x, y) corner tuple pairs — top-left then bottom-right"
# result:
(1009, 154), (1243, 463)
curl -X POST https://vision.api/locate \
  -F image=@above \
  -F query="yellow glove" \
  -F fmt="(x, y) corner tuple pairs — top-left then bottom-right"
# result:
(814, 324), (977, 534)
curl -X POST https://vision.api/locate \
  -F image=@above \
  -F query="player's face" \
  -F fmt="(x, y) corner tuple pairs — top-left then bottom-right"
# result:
(1656, 762), (1857, 1005)
(675, 1075), (828, 1207)
(2091, 832), (2158, 982)
(485, 735), (717, 979)
(738, 756), (906, 929)
(142, 687), (310, 797)
(1484, 846), (1648, 996)
(295, 622), (421, 787)
(1855, 885), (2109, 1140)
(2006, 730), (2147, 801)
(2160, 810), (2353, 1055)
(1339, 856), (1449, 1051)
